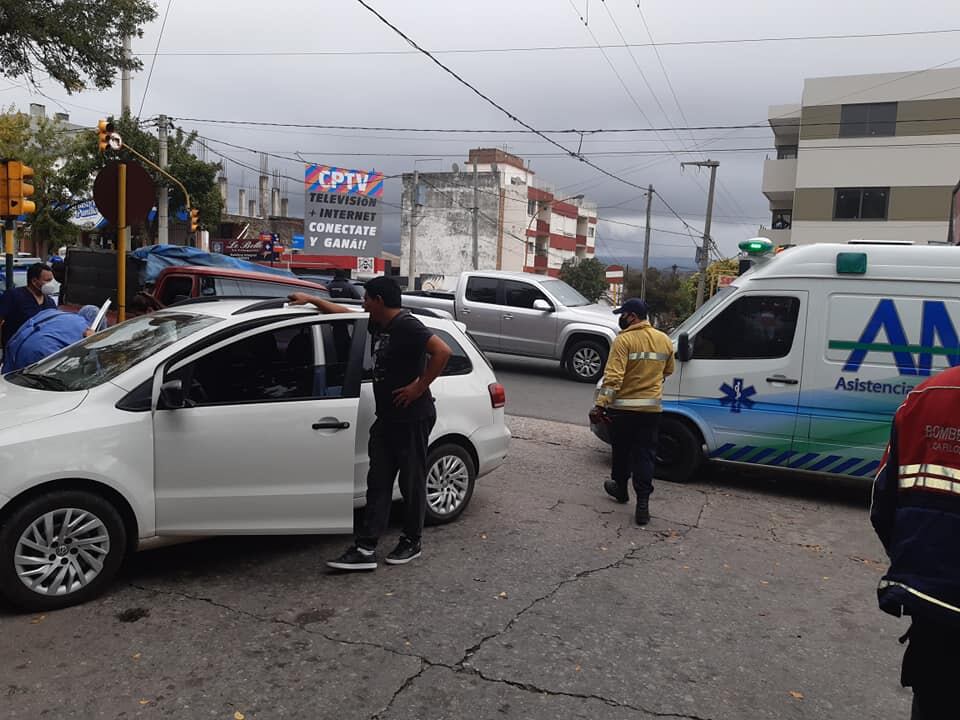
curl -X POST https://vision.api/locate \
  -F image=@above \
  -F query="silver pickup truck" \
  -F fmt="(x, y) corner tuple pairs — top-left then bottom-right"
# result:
(404, 271), (620, 382)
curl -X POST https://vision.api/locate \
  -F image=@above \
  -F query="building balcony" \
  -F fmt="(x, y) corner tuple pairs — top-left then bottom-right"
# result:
(575, 234), (587, 247)
(761, 157), (797, 206)
(533, 253), (549, 269)
(758, 227), (792, 245)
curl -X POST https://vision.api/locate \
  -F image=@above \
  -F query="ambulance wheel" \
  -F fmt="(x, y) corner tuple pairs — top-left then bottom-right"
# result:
(655, 417), (702, 483)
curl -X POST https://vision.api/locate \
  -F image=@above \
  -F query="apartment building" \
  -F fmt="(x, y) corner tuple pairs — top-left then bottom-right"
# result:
(760, 67), (960, 246)
(400, 148), (597, 282)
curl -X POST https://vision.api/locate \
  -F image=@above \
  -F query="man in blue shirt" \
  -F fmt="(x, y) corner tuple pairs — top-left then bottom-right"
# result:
(0, 263), (57, 349)
(2, 306), (104, 374)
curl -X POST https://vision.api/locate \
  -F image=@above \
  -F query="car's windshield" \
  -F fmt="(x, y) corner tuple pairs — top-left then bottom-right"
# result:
(671, 286), (733, 338)
(540, 279), (590, 307)
(5, 312), (220, 392)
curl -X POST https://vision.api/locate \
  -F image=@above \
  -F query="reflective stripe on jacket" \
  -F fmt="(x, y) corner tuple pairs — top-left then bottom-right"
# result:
(871, 364), (960, 628)
(595, 321), (674, 412)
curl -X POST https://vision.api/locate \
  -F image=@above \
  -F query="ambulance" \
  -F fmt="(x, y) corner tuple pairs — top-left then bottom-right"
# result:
(603, 239), (960, 483)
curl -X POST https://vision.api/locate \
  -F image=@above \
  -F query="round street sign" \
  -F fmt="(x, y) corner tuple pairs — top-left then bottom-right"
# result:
(93, 161), (155, 227)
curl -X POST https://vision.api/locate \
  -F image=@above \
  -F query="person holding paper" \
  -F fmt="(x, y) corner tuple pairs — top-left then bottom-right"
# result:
(2, 305), (107, 374)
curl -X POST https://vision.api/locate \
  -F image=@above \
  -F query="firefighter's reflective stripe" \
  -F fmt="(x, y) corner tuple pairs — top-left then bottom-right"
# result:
(611, 398), (661, 409)
(899, 474), (960, 496)
(879, 579), (960, 615)
(627, 351), (671, 362)
(900, 463), (960, 481)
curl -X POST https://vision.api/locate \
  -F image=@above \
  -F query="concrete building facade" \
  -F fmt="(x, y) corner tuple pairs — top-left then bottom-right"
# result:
(760, 67), (960, 246)
(400, 148), (597, 281)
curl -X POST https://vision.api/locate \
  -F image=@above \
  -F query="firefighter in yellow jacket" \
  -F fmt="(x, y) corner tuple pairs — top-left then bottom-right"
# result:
(591, 298), (675, 525)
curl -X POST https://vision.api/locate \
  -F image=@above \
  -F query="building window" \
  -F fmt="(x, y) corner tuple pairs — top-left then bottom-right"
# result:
(839, 102), (897, 138)
(527, 199), (537, 216)
(776, 146), (798, 160)
(588, 226), (595, 237)
(771, 210), (792, 229)
(834, 188), (889, 220)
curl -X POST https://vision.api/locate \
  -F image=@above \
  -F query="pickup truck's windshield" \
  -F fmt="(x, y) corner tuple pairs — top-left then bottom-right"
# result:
(540, 279), (590, 307)
(5, 312), (219, 392)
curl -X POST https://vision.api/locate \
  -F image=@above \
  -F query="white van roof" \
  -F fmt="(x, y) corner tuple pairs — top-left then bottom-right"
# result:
(746, 243), (960, 283)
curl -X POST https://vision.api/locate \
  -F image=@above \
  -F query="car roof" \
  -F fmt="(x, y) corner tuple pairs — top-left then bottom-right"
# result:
(160, 297), (456, 324)
(157, 265), (328, 289)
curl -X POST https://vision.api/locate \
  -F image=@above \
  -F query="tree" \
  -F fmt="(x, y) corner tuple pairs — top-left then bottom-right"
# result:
(0, 106), (93, 256)
(0, 0), (157, 93)
(62, 113), (223, 242)
(559, 257), (607, 303)
(624, 266), (692, 330)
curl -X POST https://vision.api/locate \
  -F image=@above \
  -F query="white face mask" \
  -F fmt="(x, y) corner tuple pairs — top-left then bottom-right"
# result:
(41, 281), (58, 297)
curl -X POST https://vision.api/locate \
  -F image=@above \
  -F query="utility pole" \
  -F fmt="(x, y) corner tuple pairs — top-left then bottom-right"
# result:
(157, 114), (168, 245)
(640, 184), (653, 301)
(408, 170), (419, 288)
(681, 159), (719, 309)
(471, 163), (479, 270)
(120, 35), (132, 116)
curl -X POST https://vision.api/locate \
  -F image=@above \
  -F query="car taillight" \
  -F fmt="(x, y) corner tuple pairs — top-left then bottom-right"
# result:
(488, 382), (506, 409)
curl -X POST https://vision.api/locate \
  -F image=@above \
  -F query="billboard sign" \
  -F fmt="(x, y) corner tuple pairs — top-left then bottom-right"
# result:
(303, 164), (384, 256)
(210, 239), (266, 259)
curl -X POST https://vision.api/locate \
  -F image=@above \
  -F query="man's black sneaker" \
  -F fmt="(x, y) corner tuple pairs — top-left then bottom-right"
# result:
(635, 501), (651, 526)
(385, 537), (422, 565)
(327, 545), (377, 571)
(604, 480), (629, 504)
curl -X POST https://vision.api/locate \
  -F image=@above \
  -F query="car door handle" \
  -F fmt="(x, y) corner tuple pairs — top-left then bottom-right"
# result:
(461, 307), (471, 314)
(502, 314), (513, 320)
(312, 420), (351, 430)
(766, 375), (798, 385)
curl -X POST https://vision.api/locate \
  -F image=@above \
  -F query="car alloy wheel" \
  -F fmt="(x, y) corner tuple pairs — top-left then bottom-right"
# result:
(572, 346), (603, 379)
(427, 454), (471, 518)
(15, 507), (111, 597)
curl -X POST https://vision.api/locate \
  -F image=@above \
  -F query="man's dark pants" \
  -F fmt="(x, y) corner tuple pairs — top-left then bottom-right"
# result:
(902, 617), (958, 719)
(609, 410), (661, 499)
(357, 416), (436, 550)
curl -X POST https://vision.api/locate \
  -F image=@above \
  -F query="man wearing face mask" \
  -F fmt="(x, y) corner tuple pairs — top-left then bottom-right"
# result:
(0, 263), (57, 351)
(590, 298), (674, 525)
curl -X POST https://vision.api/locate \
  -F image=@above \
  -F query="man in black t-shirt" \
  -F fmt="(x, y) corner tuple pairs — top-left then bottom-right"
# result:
(289, 276), (451, 570)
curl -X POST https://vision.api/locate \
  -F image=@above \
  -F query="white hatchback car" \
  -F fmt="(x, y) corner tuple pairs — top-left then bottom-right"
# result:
(0, 298), (510, 611)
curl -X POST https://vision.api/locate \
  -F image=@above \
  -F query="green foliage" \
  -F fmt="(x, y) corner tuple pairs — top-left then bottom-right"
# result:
(63, 113), (223, 239)
(0, 0), (157, 93)
(624, 266), (692, 330)
(0, 105), (93, 255)
(559, 257), (608, 303)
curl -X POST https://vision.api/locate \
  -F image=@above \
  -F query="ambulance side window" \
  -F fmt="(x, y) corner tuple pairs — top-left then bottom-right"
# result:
(692, 296), (800, 360)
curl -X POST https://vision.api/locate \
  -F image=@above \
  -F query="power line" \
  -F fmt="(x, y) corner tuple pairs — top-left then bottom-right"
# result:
(130, 28), (960, 57)
(138, 0), (174, 118)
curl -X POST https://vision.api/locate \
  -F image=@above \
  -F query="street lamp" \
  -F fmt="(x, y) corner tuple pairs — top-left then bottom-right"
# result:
(524, 193), (584, 271)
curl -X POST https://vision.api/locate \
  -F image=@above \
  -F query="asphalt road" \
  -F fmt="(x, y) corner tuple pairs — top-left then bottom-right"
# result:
(489, 353), (597, 425)
(3, 416), (908, 720)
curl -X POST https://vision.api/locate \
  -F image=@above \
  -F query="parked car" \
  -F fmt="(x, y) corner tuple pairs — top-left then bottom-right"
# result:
(153, 265), (330, 307)
(0, 298), (509, 611)
(403, 271), (620, 382)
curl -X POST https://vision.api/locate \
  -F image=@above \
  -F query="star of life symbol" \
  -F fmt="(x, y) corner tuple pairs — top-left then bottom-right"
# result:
(719, 377), (756, 413)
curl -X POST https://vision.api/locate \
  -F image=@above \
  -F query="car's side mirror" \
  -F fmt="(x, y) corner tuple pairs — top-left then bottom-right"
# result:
(532, 299), (553, 312)
(677, 332), (692, 362)
(158, 379), (186, 409)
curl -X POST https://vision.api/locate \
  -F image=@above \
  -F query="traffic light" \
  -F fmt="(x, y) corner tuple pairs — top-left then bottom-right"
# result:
(5, 161), (35, 217)
(0, 163), (7, 216)
(189, 207), (199, 232)
(97, 119), (113, 153)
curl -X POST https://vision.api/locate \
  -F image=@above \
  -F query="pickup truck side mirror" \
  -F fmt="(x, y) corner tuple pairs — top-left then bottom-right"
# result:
(532, 299), (553, 312)
(159, 379), (186, 409)
(676, 332), (692, 362)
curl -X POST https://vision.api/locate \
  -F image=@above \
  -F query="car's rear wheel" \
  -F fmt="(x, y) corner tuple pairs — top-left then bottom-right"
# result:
(424, 444), (476, 525)
(655, 417), (702, 483)
(564, 340), (608, 383)
(0, 491), (126, 611)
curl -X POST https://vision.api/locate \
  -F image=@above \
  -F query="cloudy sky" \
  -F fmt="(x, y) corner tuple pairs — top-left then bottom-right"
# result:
(4, 0), (958, 267)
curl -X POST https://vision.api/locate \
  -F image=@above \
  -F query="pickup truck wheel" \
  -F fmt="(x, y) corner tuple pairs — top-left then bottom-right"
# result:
(655, 417), (702, 484)
(564, 340), (607, 383)
(0, 491), (126, 611)
(424, 444), (476, 525)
